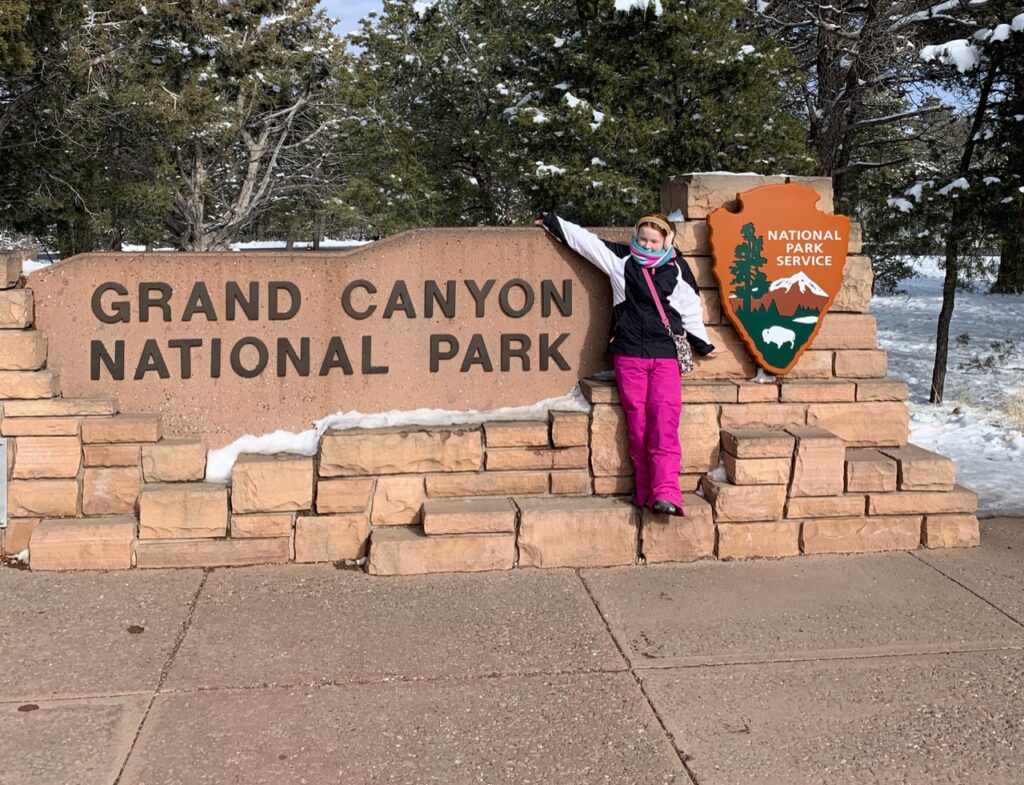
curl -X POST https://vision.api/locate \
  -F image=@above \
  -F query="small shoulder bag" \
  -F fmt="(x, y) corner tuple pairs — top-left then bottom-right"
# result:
(641, 265), (694, 375)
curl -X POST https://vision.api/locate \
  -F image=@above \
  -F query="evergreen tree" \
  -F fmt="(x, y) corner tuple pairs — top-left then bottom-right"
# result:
(1, 0), (352, 254)
(513, 0), (815, 225)
(137, 0), (350, 250)
(730, 222), (769, 313)
(342, 0), (813, 234)
(894, 4), (1024, 402)
(989, 14), (1024, 294)
(745, 0), (986, 200)
(0, 1), (95, 253)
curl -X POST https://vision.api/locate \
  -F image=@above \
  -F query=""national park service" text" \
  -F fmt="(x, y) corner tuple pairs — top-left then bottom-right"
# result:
(767, 228), (844, 267)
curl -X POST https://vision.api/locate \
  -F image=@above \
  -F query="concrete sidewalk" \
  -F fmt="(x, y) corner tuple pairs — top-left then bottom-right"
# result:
(2, 518), (1022, 785)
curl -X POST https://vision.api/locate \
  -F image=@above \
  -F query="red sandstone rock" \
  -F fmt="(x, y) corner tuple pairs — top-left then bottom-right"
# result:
(142, 439), (207, 483)
(642, 493), (714, 563)
(701, 477), (786, 522)
(845, 449), (898, 493)
(549, 412), (589, 447)
(801, 516), (922, 554)
(483, 421), (549, 448)
(30, 517), (135, 570)
(82, 467), (140, 516)
(367, 526), (515, 575)
(880, 444), (956, 491)
(319, 427), (482, 477)
(422, 497), (516, 535)
(787, 426), (845, 497)
(82, 414), (161, 444)
(716, 521), (801, 560)
(231, 513), (294, 539)
(424, 471), (548, 498)
(922, 514), (980, 548)
(136, 537), (289, 569)
(517, 497), (637, 568)
(721, 428), (795, 459)
(231, 454), (314, 513)
(294, 514), (370, 562)
(138, 483), (227, 539)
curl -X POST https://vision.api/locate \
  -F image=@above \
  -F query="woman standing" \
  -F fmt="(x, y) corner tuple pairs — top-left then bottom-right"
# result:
(537, 212), (719, 515)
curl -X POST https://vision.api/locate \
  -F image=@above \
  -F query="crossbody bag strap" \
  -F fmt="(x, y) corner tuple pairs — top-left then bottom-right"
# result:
(640, 266), (671, 328)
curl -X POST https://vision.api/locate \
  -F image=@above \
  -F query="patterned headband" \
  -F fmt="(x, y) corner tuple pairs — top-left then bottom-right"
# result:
(634, 215), (674, 239)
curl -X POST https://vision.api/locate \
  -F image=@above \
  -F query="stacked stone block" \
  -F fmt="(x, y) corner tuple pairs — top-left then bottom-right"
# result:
(657, 175), (883, 387)
(316, 417), (633, 576)
(127, 452), (315, 568)
(582, 370), (909, 502)
(699, 426), (979, 560)
(0, 249), (234, 569)
(0, 251), (87, 565)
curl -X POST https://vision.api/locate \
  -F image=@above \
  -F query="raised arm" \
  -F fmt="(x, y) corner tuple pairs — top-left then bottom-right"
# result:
(539, 213), (626, 282)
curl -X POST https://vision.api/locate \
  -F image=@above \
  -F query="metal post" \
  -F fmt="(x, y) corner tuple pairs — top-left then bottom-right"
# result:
(0, 437), (7, 528)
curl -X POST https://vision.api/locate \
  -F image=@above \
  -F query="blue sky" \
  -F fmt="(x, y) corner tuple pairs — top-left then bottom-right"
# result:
(319, 0), (384, 36)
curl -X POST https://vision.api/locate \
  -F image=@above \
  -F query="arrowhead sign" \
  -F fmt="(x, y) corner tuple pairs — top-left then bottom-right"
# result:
(707, 183), (851, 375)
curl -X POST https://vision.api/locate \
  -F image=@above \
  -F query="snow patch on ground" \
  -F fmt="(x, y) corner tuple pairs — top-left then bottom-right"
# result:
(21, 259), (51, 275)
(873, 256), (1024, 515)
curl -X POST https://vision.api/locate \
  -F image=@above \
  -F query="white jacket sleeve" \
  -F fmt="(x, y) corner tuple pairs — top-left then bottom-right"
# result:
(545, 215), (627, 305)
(668, 276), (711, 346)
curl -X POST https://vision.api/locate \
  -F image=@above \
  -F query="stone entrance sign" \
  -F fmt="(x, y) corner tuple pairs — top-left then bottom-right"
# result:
(30, 229), (613, 448)
(6, 173), (982, 575)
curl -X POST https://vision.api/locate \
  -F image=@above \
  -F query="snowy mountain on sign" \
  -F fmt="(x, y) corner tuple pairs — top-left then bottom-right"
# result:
(768, 272), (827, 296)
(730, 270), (829, 317)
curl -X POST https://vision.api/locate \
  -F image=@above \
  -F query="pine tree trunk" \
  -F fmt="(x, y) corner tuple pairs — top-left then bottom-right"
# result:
(928, 56), (1001, 404)
(929, 239), (959, 403)
(992, 211), (1024, 294)
(57, 213), (95, 259)
(285, 215), (297, 251)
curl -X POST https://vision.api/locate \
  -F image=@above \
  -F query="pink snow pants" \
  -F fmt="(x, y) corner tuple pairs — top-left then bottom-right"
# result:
(613, 354), (683, 509)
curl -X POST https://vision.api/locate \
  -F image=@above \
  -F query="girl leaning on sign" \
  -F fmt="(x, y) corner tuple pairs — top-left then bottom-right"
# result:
(536, 212), (721, 516)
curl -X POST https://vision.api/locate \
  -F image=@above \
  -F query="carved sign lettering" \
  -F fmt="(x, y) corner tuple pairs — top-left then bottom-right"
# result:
(30, 230), (613, 447)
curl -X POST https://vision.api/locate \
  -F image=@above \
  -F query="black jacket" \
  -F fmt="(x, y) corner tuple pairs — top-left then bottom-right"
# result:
(542, 212), (715, 359)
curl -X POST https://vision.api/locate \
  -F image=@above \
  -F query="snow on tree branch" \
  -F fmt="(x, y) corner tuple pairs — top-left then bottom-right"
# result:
(920, 39), (982, 72)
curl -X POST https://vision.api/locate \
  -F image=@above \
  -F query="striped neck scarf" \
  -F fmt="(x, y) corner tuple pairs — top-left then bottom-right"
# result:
(630, 238), (676, 269)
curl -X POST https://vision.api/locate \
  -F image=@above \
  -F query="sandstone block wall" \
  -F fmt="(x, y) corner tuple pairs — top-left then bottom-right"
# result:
(0, 174), (979, 573)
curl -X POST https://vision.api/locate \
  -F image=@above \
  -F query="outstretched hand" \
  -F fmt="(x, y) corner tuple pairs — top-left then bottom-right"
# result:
(533, 218), (544, 227)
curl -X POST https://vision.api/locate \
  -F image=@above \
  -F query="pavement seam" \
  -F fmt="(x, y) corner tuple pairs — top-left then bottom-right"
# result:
(910, 550), (1024, 630)
(112, 568), (210, 785)
(575, 568), (702, 785)
(510, 496), (522, 567)
(16, 644), (1019, 706)
(628, 643), (1024, 671)
(154, 665), (632, 695)
(0, 690), (153, 706)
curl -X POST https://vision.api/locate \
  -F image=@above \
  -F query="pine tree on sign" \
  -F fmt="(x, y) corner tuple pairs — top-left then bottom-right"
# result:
(730, 222), (769, 314)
